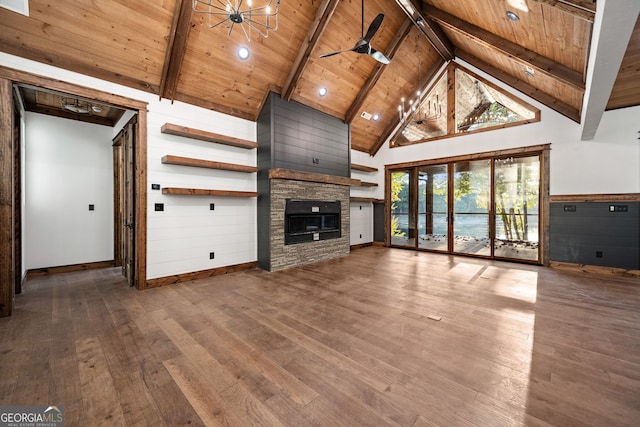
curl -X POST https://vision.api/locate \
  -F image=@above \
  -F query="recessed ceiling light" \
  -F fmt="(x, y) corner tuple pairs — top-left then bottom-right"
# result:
(318, 87), (328, 97)
(237, 46), (250, 60)
(524, 65), (535, 78)
(506, 11), (520, 21)
(372, 114), (380, 121)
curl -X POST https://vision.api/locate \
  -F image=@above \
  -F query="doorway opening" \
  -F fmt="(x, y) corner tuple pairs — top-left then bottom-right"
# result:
(0, 66), (148, 317)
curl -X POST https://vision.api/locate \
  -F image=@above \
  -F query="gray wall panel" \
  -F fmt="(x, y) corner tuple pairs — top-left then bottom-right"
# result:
(269, 93), (350, 177)
(549, 202), (639, 269)
(257, 99), (273, 270)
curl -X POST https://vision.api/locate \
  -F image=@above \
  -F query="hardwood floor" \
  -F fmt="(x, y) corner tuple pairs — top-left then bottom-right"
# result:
(1, 246), (639, 426)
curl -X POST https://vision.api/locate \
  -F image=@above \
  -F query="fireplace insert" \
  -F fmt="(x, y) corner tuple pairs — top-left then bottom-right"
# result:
(285, 199), (341, 245)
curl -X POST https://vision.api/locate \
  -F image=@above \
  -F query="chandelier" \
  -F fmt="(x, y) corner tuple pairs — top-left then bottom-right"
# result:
(192, 0), (280, 41)
(397, 33), (442, 126)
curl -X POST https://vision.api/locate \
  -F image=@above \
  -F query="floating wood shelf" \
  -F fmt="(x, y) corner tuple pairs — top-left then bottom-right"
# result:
(357, 181), (378, 187)
(350, 197), (384, 203)
(161, 155), (257, 173)
(161, 123), (258, 149)
(162, 188), (258, 197)
(351, 163), (378, 172)
(268, 168), (361, 187)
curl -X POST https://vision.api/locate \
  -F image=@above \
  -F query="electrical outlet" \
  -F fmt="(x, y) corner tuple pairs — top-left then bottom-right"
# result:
(155, 203), (164, 212)
(210, 203), (215, 211)
(596, 251), (603, 258)
(88, 204), (95, 211)
(151, 184), (160, 190)
(609, 205), (628, 212)
(209, 252), (215, 259)
(312, 157), (319, 164)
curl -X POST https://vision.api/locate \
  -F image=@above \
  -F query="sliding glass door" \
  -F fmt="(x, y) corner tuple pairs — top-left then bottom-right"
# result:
(452, 160), (492, 256)
(388, 151), (542, 264)
(390, 170), (416, 247)
(418, 165), (448, 251)
(494, 156), (540, 261)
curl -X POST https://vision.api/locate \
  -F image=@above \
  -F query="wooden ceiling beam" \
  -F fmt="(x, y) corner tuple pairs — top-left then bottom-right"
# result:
(281, 0), (340, 101)
(394, 0), (454, 61)
(532, 0), (596, 22)
(159, 0), (194, 101)
(368, 58), (446, 156)
(425, 5), (586, 92)
(457, 49), (581, 122)
(345, 17), (413, 124)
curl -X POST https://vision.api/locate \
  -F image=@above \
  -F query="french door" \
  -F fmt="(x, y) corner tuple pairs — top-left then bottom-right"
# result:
(417, 165), (448, 251)
(388, 152), (542, 263)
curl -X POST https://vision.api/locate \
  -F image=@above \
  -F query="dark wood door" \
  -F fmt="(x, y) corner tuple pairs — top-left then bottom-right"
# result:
(12, 90), (22, 295)
(112, 117), (136, 286)
(0, 78), (15, 317)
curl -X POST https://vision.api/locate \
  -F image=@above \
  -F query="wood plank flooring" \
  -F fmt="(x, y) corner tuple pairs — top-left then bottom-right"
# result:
(1, 246), (639, 426)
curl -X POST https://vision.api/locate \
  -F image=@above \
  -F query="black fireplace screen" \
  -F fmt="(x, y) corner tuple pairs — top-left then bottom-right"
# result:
(285, 199), (341, 244)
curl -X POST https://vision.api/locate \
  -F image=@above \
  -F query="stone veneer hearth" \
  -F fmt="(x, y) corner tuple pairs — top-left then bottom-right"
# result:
(268, 179), (350, 271)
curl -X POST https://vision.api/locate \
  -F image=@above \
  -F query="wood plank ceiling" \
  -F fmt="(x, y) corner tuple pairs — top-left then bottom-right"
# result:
(0, 0), (637, 155)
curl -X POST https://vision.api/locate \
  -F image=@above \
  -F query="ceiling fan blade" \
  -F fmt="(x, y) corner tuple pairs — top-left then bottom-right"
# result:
(320, 49), (348, 58)
(363, 13), (384, 43)
(370, 48), (390, 65)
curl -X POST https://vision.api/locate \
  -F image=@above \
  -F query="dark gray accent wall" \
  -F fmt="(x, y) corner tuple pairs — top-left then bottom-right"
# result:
(258, 92), (350, 177)
(374, 202), (385, 243)
(257, 99), (273, 271)
(549, 202), (640, 269)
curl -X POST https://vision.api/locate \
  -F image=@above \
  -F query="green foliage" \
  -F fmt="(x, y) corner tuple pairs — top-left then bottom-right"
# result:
(391, 173), (406, 237)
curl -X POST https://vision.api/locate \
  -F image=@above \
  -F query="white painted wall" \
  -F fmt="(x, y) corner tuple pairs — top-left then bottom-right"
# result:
(145, 100), (257, 279)
(24, 113), (114, 269)
(350, 202), (373, 246)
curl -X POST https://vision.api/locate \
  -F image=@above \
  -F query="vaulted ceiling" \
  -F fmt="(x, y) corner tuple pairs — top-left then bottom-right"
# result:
(1, 0), (638, 154)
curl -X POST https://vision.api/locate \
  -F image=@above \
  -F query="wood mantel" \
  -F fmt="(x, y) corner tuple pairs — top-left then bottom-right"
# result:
(268, 169), (361, 186)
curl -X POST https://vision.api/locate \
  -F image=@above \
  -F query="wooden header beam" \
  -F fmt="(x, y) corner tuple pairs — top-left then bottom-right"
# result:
(393, 0), (454, 60)
(282, 0), (340, 101)
(159, 0), (194, 101)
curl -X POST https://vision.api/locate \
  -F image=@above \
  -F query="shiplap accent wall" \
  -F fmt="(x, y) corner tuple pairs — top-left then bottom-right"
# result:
(146, 102), (256, 279)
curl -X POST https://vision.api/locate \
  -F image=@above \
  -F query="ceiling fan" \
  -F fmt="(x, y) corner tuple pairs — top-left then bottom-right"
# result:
(320, 0), (390, 65)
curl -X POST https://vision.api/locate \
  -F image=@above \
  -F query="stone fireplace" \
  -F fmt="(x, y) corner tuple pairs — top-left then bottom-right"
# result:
(264, 175), (352, 271)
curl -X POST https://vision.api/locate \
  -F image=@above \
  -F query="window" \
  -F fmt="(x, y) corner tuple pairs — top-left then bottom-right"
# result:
(391, 63), (540, 147)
